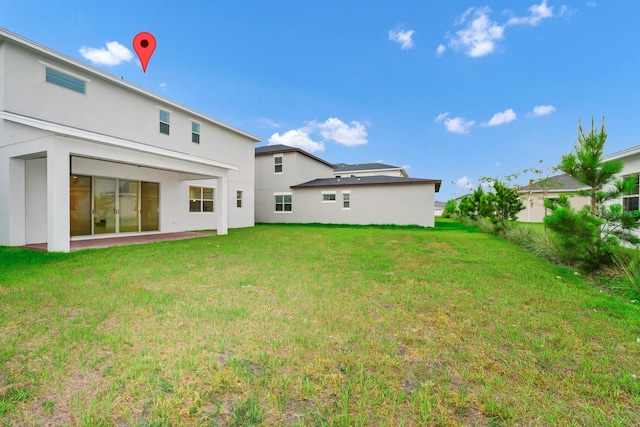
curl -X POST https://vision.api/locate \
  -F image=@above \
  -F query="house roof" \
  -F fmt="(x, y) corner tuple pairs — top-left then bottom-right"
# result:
(291, 176), (441, 192)
(333, 162), (408, 177)
(603, 144), (640, 162)
(0, 27), (261, 143)
(254, 144), (335, 168)
(517, 174), (588, 193)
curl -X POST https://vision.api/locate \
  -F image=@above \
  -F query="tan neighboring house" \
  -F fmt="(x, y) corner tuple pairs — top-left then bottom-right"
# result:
(255, 144), (441, 227)
(603, 145), (640, 214)
(517, 174), (590, 223)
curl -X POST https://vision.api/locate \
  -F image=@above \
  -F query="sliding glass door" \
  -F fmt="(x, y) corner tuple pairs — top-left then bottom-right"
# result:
(70, 176), (159, 236)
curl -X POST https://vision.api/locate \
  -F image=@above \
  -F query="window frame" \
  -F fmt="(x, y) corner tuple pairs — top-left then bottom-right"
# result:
(274, 192), (292, 213)
(42, 63), (88, 95)
(274, 155), (283, 174)
(236, 190), (243, 208)
(321, 191), (337, 203)
(342, 191), (351, 209)
(191, 121), (201, 144)
(159, 109), (171, 135)
(623, 173), (640, 213)
(189, 186), (214, 213)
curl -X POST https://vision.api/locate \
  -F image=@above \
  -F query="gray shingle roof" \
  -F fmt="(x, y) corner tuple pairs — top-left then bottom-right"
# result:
(517, 174), (588, 192)
(333, 162), (401, 172)
(291, 176), (441, 192)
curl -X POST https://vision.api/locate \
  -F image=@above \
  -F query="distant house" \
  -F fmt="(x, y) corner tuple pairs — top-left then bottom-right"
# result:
(603, 145), (640, 214)
(255, 144), (441, 227)
(434, 201), (446, 216)
(517, 174), (590, 222)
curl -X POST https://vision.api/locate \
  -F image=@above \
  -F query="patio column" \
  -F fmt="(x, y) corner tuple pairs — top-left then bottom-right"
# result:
(47, 146), (70, 252)
(7, 157), (26, 246)
(216, 174), (228, 235)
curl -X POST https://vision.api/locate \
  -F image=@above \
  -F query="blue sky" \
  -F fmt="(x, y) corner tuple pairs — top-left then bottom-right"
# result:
(2, 1), (639, 200)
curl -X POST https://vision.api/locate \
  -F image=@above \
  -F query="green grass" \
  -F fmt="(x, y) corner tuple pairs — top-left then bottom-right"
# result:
(1, 219), (639, 426)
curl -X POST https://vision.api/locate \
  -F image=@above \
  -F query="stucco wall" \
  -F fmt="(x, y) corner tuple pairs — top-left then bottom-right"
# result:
(259, 183), (436, 227)
(517, 192), (591, 223)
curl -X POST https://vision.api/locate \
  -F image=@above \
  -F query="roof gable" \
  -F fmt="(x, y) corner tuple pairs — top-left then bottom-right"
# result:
(255, 144), (334, 168)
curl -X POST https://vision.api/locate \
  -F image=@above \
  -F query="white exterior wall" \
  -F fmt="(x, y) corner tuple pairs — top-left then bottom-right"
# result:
(263, 184), (436, 227)
(255, 151), (333, 222)
(0, 34), (258, 251)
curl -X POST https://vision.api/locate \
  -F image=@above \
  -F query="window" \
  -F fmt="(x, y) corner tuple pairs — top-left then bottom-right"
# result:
(623, 174), (640, 212)
(189, 186), (214, 212)
(274, 156), (283, 173)
(275, 194), (292, 212)
(45, 66), (86, 94)
(236, 190), (243, 208)
(159, 109), (170, 135)
(343, 192), (350, 209)
(322, 192), (336, 202)
(192, 122), (200, 143)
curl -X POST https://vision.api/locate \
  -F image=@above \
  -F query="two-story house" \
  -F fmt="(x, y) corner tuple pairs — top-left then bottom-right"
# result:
(255, 144), (441, 227)
(0, 28), (260, 252)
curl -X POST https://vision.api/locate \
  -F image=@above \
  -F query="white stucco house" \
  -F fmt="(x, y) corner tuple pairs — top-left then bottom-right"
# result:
(603, 145), (640, 214)
(255, 144), (441, 227)
(0, 28), (260, 252)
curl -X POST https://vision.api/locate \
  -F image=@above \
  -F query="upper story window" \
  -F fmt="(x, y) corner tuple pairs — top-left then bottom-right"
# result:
(45, 66), (86, 94)
(159, 109), (170, 135)
(192, 121), (200, 143)
(274, 155), (283, 174)
(623, 174), (639, 212)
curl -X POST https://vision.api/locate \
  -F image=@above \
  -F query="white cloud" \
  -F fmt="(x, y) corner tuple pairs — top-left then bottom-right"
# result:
(259, 118), (282, 128)
(268, 130), (325, 153)
(434, 112), (450, 123)
(448, 7), (504, 58)
(530, 105), (556, 117)
(442, 116), (475, 134)
(507, 0), (554, 26)
(484, 109), (517, 126)
(436, 44), (446, 56)
(307, 117), (368, 147)
(389, 26), (415, 50)
(586, 2), (596, 7)
(159, 82), (167, 90)
(456, 176), (474, 189)
(79, 41), (133, 66)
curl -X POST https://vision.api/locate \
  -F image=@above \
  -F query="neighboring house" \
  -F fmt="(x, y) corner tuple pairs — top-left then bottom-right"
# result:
(517, 174), (590, 222)
(0, 28), (260, 252)
(434, 201), (445, 217)
(255, 144), (441, 227)
(333, 162), (408, 178)
(603, 145), (640, 214)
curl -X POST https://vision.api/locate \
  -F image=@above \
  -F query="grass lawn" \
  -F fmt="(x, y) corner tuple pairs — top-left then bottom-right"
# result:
(1, 219), (639, 426)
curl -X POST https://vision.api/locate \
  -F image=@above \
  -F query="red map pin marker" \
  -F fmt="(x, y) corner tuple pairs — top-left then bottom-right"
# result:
(133, 32), (156, 73)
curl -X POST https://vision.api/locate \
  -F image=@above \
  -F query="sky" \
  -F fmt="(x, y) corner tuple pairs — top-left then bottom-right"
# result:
(2, 0), (639, 201)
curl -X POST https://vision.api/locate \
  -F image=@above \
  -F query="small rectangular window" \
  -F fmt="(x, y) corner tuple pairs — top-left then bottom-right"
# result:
(343, 192), (350, 209)
(160, 110), (170, 135)
(275, 194), (292, 212)
(189, 186), (214, 213)
(192, 122), (200, 143)
(236, 190), (243, 208)
(45, 67), (86, 94)
(322, 193), (336, 202)
(274, 156), (283, 173)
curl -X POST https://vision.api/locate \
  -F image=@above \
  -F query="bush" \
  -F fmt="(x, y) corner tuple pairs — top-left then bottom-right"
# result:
(503, 225), (569, 265)
(610, 251), (640, 300)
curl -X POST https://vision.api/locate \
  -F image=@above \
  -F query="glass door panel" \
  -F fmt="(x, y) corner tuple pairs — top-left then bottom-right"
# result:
(141, 181), (159, 231)
(119, 180), (139, 233)
(94, 178), (116, 234)
(70, 175), (91, 236)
